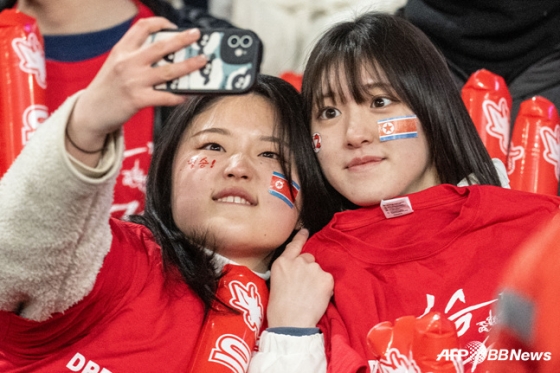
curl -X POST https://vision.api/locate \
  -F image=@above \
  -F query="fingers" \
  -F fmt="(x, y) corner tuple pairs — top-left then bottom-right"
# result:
(141, 28), (202, 66)
(267, 251), (334, 327)
(135, 26), (207, 92)
(72, 17), (207, 139)
(115, 18), (205, 82)
(280, 229), (309, 260)
(298, 252), (315, 263)
(147, 54), (208, 88)
(117, 17), (178, 50)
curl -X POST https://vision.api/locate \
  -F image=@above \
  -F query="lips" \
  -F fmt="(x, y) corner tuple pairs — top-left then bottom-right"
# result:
(213, 187), (256, 206)
(346, 155), (384, 169)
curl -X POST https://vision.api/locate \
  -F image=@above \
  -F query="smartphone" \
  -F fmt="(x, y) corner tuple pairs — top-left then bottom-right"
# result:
(147, 28), (262, 94)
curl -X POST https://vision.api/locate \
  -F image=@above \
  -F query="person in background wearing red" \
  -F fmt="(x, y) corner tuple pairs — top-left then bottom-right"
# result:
(0, 0), (232, 219)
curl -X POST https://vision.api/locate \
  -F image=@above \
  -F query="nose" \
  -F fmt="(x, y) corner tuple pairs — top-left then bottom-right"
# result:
(223, 153), (254, 180)
(345, 108), (375, 148)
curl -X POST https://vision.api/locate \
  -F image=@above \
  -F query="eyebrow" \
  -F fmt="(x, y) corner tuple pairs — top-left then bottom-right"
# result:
(320, 81), (392, 102)
(260, 135), (283, 145)
(363, 82), (391, 91)
(192, 127), (283, 145)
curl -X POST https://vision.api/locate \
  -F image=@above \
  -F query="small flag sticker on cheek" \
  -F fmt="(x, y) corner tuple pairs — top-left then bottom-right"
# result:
(269, 171), (300, 208)
(312, 132), (322, 153)
(378, 115), (419, 142)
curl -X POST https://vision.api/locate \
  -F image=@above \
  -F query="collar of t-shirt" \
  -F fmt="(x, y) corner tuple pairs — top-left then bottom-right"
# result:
(204, 249), (271, 281)
(43, 16), (134, 61)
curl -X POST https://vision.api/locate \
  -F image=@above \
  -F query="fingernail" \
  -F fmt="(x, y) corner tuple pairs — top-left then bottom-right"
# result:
(186, 28), (200, 37)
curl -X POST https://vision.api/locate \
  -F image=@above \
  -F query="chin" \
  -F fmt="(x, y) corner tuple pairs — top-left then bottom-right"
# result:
(352, 194), (385, 207)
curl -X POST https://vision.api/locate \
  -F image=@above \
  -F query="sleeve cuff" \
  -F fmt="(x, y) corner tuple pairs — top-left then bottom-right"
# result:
(67, 131), (120, 178)
(265, 327), (321, 337)
(258, 330), (324, 354)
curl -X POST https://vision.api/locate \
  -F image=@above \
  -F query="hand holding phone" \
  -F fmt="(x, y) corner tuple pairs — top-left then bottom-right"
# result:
(147, 28), (262, 94)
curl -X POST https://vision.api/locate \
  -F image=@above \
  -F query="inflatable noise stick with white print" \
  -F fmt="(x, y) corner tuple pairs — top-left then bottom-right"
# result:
(367, 312), (463, 373)
(507, 96), (560, 196)
(461, 69), (512, 165)
(187, 264), (269, 373)
(0, 9), (48, 177)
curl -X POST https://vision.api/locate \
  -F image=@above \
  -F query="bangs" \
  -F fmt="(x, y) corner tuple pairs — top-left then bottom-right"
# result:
(306, 36), (396, 112)
(302, 13), (420, 118)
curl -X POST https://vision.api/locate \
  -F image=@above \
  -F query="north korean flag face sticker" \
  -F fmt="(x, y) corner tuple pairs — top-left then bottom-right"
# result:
(378, 115), (418, 142)
(312, 132), (322, 153)
(269, 171), (300, 208)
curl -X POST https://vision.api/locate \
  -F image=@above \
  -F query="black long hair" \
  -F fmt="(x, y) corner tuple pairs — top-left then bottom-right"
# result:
(302, 12), (501, 196)
(132, 75), (336, 312)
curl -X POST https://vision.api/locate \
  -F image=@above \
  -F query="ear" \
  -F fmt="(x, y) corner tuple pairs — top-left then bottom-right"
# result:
(295, 219), (304, 230)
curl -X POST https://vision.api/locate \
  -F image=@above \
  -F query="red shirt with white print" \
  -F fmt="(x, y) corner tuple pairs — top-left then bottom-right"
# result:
(44, 2), (154, 219)
(303, 184), (560, 373)
(0, 219), (204, 373)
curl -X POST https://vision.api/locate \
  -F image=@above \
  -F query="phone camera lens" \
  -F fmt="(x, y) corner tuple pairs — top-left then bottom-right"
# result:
(228, 35), (240, 48)
(240, 36), (253, 48)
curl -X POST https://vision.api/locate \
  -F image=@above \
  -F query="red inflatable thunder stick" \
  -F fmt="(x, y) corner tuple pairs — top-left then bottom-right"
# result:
(461, 69), (512, 164)
(279, 71), (303, 92)
(187, 264), (269, 373)
(367, 312), (463, 373)
(507, 96), (560, 195)
(0, 9), (48, 177)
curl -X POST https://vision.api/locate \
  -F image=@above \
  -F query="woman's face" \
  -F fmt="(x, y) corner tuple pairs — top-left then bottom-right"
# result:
(171, 94), (301, 272)
(310, 70), (439, 206)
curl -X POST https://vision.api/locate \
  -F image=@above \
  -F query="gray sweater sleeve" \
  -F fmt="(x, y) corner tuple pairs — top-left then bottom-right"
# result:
(0, 92), (123, 321)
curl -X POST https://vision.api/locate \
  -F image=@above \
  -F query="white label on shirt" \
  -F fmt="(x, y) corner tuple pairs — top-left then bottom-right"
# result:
(380, 197), (414, 219)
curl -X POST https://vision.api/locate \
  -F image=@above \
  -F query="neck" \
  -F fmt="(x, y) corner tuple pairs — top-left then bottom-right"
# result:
(232, 256), (269, 275)
(221, 253), (270, 275)
(17, 0), (138, 35)
(207, 249), (270, 278)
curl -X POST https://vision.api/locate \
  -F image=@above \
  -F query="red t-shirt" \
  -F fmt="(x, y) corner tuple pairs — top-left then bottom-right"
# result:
(303, 184), (560, 373)
(0, 219), (204, 372)
(45, 2), (155, 219)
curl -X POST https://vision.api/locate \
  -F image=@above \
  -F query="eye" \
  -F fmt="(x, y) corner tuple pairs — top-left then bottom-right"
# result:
(317, 107), (340, 120)
(371, 97), (393, 108)
(202, 143), (224, 152)
(260, 151), (280, 160)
